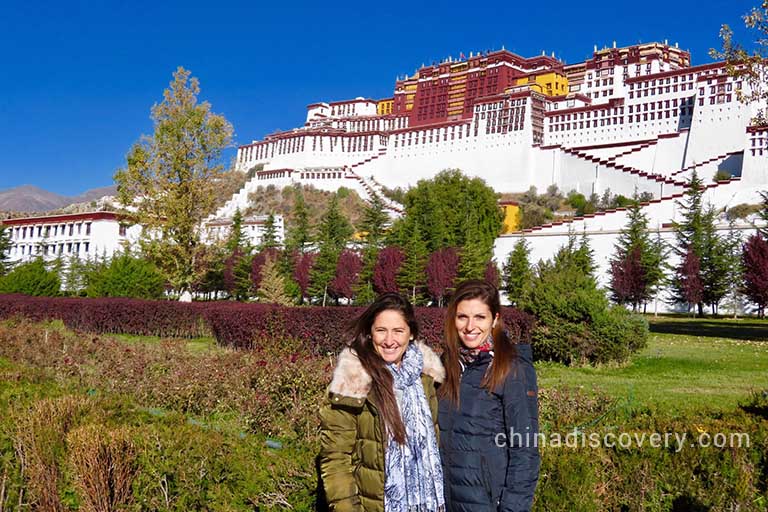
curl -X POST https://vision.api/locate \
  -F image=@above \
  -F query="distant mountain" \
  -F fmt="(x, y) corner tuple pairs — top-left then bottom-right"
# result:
(0, 184), (117, 213)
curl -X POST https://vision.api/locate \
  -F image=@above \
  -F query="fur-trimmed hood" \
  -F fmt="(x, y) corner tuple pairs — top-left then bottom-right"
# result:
(328, 341), (445, 399)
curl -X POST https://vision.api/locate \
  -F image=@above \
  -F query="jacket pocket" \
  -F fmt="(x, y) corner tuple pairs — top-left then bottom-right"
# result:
(479, 455), (493, 502)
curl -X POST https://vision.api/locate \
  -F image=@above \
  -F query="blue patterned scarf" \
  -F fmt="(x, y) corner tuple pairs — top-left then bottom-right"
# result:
(384, 344), (445, 512)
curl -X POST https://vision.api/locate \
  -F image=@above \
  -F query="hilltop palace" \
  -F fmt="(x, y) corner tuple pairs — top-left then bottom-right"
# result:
(4, 42), (767, 310)
(216, 41), (768, 312)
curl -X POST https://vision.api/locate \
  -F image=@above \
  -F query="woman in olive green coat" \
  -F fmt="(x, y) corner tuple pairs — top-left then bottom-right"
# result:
(319, 293), (446, 512)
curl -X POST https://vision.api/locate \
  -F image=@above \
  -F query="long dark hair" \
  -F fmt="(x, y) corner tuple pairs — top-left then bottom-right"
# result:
(438, 279), (517, 406)
(348, 293), (418, 444)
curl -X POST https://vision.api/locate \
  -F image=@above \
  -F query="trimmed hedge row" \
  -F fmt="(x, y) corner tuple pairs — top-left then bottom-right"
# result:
(0, 294), (205, 338)
(0, 294), (535, 353)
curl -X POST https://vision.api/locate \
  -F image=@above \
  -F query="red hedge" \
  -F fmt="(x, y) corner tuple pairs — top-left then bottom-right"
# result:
(0, 294), (534, 353)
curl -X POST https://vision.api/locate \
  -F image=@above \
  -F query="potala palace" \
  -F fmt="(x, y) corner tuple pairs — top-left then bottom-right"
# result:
(220, 41), (767, 312)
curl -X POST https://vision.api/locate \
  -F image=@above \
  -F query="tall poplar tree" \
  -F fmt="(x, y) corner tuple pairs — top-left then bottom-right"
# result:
(114, 67), (234, 296)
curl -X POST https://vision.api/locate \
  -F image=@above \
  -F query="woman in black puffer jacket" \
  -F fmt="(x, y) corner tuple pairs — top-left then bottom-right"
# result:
(438, 280), (540, 512)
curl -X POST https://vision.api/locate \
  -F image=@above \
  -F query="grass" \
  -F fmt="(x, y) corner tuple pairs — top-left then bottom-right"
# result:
(647, 314), (768, 341)
(538, 327), (768, 414)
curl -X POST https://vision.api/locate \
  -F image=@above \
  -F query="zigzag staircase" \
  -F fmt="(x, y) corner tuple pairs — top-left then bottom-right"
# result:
(514, 176), (742, 235)
(561, 146), (688, 188)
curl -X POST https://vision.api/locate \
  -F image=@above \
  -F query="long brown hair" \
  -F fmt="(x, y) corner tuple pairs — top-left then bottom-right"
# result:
(438, 279), (517, 406)
(348, 293), (418, 444)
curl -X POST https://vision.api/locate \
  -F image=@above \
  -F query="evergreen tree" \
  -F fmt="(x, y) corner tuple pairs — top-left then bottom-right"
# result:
(355, 194), (390, 303)
(226, 208), (249, 254)
(700, 207), (731, 314)
(224, 247), (253, 300)
(85, 251), (166, 299)
(721, 222), (746, 318)
(398, 221), (429, 302)
(458, 211), (494, 281)
(61, 254), (90, 296)
(308, 194), (353, 305)
(609, 195), (665, 311)
(502, 238), (532, 307)
(0, 224), (11, 276)
(259, 213), (280, 251)
(0, 258), (61, 296)
(574, 230), (596, 278)
(670, 171), (728, 315)
(286, 184), (312, 254)
(399, 169), (502, 253)
(742, 233), (768, 318)
(257, 255), (291, 305)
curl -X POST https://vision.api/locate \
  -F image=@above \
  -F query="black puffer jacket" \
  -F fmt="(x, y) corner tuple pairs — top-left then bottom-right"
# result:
(438, 344), (540, 512)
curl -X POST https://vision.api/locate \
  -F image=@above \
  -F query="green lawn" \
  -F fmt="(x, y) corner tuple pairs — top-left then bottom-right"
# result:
(538, 328), (768, 414)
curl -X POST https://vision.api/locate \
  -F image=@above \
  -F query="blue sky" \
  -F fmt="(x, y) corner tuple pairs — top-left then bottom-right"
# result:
(0, 0), (760, 196)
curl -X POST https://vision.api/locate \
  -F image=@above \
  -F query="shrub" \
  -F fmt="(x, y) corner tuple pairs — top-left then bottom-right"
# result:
(85, 252), (166, 299)
(0, 294), (206, 338)
(67, 424), (136, 512)
(0, 294), (536, 353)
(0, 259), (60, 297)
(523, 247), (648, 364)
(12, 396), (92, 511)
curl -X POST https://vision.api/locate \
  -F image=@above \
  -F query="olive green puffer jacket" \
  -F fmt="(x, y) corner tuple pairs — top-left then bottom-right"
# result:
(319, 341), (445, 512)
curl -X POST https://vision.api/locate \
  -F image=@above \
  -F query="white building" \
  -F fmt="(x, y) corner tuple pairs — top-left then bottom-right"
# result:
(1, 212), (142, 264)
(203, 214), (285, 248)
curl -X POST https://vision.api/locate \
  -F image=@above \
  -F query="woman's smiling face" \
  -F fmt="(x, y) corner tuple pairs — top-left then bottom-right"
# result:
(371, 309), (411, 365)
(454, 298), (496, 349)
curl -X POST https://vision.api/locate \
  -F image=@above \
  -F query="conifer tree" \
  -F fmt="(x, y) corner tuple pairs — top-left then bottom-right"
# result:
(0, 224), (11, 276)
(609, 195), (665, 311)
(458, 212), (494, 281)
(721, 222), (746, 317)
(398, 221), (429, 302)
(700, 207), (731, 314)
(257, 255), (291, 305)
(224, 247), (252, 300)
(259, 213), (280, 251)
(226, 208), (249, 254)
(286, 184), (312, 254)
(308, 194), (353, 305)
(355, 194), (390, 304)
(670, 171), (729, 315)
(502, 238), (532, 307)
